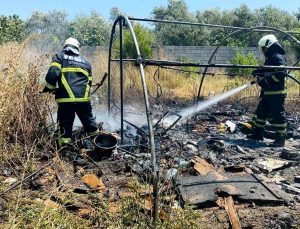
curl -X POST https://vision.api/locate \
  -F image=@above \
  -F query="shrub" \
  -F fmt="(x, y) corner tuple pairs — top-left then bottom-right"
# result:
(114, 23), (155, 59)
(227, 52), (259, 76)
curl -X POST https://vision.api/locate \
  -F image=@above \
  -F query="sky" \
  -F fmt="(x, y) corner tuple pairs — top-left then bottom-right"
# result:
(0, 0), (298, 20)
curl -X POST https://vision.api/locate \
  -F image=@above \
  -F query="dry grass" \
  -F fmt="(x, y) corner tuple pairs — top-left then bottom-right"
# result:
(86, 49), (299, 107)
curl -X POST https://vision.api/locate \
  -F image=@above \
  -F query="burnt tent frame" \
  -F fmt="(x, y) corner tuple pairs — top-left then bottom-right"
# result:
(107, 15), (300, 225)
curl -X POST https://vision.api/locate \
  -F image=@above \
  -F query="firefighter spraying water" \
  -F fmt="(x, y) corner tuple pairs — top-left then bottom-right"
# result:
(247, 34), (288, 147)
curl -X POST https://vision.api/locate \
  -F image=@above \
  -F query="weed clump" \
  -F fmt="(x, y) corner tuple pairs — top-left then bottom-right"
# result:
(0, 41), (54, 166)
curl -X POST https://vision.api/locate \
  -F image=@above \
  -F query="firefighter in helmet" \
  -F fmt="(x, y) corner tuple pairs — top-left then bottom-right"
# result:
(42, 37), (98, 148)
(248, 34), (287, 147)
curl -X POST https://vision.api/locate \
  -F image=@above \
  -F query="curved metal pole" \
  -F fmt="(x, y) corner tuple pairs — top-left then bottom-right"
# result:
(107, 19), (119, 113)
(196, 26), (300, 101)
(119, 19), (124, 144)
(110, 15), (159, 225)
(128, 17), (300, 35)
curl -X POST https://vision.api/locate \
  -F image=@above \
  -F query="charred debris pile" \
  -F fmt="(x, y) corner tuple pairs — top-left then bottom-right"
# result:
(1, 103), (299, 227)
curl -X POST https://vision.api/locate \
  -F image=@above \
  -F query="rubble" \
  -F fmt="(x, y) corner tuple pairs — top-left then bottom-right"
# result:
(280, 147), (300, 161)
(2, 103), (298, 227)
(256, 158), (293, 173)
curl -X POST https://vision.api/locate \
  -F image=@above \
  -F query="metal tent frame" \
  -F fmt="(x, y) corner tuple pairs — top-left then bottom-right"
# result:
(106, 15), (300, 225)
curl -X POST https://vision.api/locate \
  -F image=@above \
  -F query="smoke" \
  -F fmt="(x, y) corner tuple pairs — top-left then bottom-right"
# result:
(95, 111), (120, 131)
(92, 105), (147, 132)
(164, 83), (252, 125)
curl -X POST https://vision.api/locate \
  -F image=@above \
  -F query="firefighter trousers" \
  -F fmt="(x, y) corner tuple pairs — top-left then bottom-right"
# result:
(57, 102), (98, 147)
(252, 94), (287, 137)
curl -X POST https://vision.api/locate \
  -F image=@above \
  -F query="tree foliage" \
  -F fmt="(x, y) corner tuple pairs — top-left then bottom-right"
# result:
(152, 0), (208, 46)
(113, 23), (155, 59)
(228, 52), (259, 76)
(153, 1), (300, 47)
(124, 24), (155, 58)
(25, 10), (69, 47)
(0, 15), (25, 44)
(69, 12), (111, 46)
(1, 1), (300, 50)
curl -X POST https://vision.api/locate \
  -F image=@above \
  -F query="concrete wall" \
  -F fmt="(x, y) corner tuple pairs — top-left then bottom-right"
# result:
(81, 45), (263, 63)
(154, 46), (263, 63)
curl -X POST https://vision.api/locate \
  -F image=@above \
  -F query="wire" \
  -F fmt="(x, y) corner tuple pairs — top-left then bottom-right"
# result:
(128, 17), (300, 35)
(286, 73), (300, 85)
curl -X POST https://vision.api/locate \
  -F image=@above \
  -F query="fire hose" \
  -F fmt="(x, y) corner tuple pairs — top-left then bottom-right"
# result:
(250, 72), (300, 86)
(285, 73), (300, 85)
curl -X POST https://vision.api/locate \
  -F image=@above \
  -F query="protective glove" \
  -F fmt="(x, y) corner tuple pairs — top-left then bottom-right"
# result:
(252, 69), (262, 77)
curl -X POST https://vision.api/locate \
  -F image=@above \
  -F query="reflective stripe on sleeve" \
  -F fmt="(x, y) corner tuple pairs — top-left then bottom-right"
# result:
(45, 83), (56, 90)
(50, 62), (62, 69)
(264, 90), (287, 95)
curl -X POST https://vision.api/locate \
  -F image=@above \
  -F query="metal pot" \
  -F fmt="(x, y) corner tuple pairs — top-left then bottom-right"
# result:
(93, 133), (118, 158)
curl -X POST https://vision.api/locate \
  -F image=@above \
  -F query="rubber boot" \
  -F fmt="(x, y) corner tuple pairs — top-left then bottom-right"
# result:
(269, 135), (286, 147)
(246, 127), (264, 141)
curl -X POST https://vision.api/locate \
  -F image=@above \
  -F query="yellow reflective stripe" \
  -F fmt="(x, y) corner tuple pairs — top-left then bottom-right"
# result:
(272, 75), (280, 82)
(269, 123), (287, 127)
(45, 83), (56, 90)
(50, 62), (62, 69)
(276, 130), (286, 134)
(61, 73), (75, 98)
(56, 98), (90, 103)
(88, 77), (92, 81)
(58, 138), (71, 147)
(253, 121), (265, 128)
(61, 67), (89, 76)
(84, 84), (90, 98)
(264, 90), (287, 95)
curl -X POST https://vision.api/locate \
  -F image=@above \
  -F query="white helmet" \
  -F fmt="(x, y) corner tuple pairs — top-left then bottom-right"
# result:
(63, 37), (80, 54)
(258, 34), (278, 49)
(63, 37), (80, 49)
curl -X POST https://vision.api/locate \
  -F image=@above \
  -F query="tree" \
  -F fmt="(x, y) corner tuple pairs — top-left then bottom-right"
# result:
(0, 15), (25, 44)
(196, 8), (234, 45)
(124, 24), (155, 58)
(25, 10), (69, 47)
(114, 23), (155, 59)
(152, 0), (208, 46)
(69, 12), (110, 46)
(110, 7), (124, 22)
(228, 52), (259, 76)
(254, 6), (299, 30)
